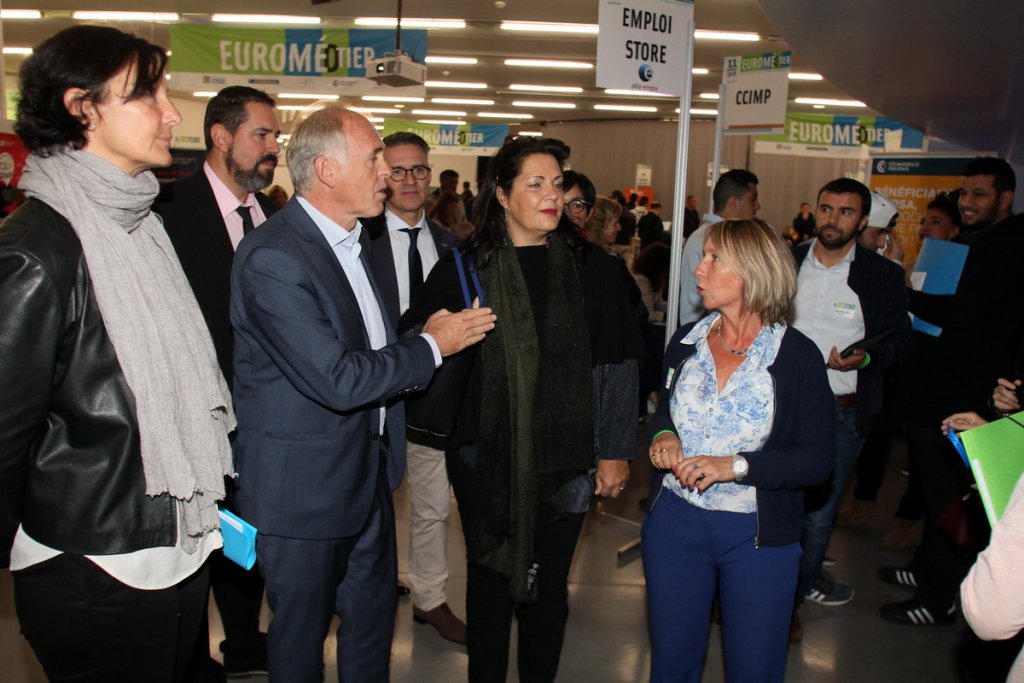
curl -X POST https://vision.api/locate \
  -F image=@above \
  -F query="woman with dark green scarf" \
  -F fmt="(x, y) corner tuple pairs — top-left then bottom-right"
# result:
(401, 137), (645, 682)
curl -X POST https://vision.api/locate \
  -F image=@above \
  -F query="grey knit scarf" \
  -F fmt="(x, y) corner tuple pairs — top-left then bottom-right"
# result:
(19, 150), (235, 553)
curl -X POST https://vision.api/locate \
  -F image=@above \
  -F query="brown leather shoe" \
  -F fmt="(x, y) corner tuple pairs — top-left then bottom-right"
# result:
(413, 603), (468, 645)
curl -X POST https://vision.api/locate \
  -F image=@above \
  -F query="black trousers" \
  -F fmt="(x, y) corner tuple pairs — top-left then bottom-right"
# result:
(447, 443), (586, 683)
(13, 553), (210, 683)
(906, 425), (977, 609)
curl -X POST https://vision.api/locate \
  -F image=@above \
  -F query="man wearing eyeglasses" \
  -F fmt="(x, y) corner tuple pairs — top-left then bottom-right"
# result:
(362, 131), (466, 645)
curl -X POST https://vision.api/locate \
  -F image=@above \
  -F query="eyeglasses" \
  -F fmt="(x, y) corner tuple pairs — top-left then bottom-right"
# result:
(389, 165), (431, 182)
(566, 198), (592, 213)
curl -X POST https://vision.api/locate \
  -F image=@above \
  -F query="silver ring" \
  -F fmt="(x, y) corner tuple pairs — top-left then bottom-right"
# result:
(691, 462), (700, 470)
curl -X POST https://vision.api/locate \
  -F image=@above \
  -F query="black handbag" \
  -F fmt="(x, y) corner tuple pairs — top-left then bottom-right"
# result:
(405, 248), (483, 437)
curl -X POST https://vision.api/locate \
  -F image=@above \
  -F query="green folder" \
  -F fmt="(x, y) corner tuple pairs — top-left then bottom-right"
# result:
(961, 411), (1024, 526)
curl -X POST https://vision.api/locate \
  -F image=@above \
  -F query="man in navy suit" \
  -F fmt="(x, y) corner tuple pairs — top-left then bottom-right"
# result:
(362, 132), (466, 644)
(230, 106), (495, 682)
(156, 85), (282, 680)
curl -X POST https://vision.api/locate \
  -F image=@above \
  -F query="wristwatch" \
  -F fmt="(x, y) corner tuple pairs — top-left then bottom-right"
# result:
(732, 455), (749, 482)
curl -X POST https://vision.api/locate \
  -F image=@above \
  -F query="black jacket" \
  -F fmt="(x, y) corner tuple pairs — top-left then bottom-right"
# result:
(0, 199), (176, 567)
(792, 242), (913, 434)
(154, 171), (277, 385)
(360, 212), (455, 328)
(906, 213), (1024, 421)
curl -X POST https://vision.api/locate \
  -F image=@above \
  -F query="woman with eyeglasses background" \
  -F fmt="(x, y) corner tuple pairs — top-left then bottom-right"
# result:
(563, 169), (595, 230)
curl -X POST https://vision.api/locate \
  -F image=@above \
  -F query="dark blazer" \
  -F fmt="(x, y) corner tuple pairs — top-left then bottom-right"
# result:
(230, 198), (436, 539)
(906, 213), (1024, 420)
(792, 242), (912, 433)
(154, 169), (276, 385)
(361, 213), (455, 327)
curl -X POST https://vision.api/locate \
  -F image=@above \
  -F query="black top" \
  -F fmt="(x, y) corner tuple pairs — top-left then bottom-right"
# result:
(401, 242), (646, 443)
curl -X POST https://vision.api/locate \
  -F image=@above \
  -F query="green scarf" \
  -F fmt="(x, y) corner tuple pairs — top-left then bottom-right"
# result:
(475, 235), (593, 603)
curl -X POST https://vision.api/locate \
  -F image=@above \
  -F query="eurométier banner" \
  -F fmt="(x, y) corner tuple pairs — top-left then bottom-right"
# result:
(755, 113), (925, 159)
(722, 51), (791, 134)
(868, 154), (977, 263)
(382, 120), (509, 156)
(596, 0), (694, 96)
(168, 25), (428, 97)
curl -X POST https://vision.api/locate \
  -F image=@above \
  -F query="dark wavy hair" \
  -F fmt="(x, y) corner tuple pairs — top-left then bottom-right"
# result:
(15, 25), (169, 156)
(465, 136), (587, 268)
(203, 86), (276, 150)
(962, 156), (1016, 194)
(817, 177), (872, 220)
(927, 191), (964, 229)
(563, 169), (596, 206)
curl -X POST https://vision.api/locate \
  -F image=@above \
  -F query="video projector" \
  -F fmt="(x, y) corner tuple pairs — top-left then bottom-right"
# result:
(366, 54), (427, 88)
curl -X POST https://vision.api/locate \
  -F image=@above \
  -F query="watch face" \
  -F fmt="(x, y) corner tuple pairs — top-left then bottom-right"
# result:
(734, 457), (748, 476)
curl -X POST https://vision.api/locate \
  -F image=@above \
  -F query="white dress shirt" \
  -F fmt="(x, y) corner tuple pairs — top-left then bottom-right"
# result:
(383, 207), (441, 315)
(792, 241), (865, 396)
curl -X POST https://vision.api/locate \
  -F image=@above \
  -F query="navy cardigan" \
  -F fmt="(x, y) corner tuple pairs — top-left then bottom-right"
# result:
(648, 322), (836, 547)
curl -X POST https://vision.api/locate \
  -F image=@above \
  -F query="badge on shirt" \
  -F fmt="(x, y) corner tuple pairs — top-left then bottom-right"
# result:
(833, 301), (857, 319)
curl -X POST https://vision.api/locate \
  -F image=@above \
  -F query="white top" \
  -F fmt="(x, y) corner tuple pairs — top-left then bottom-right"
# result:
(677, 213), (722, 325)
(204, 161), (268, 250)
(962, 472), (1024, 683)
(792, 240), (865, 396)
(383, 207), (441, 315)
(10, 509), (222, 590)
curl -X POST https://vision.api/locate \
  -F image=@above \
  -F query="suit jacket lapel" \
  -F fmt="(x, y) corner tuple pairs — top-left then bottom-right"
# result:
(286, 201), (373, 350)
(362, 215), (402, 328)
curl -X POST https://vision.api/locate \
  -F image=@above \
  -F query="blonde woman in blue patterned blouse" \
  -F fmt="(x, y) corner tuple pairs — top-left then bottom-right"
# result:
(643, 218), (835, 683)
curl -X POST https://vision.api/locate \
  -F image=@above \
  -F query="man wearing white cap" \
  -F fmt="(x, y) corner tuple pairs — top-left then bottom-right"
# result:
(857, 191), (904, 264)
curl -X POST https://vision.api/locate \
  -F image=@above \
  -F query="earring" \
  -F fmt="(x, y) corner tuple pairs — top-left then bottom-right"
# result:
(87, 122), (96, 131)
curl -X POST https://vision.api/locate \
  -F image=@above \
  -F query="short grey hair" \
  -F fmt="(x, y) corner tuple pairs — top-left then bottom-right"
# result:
(287, 105), (351, 195)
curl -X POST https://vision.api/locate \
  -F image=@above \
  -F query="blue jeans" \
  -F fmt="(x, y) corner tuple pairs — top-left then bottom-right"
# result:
(797, 404), (864, 600)
(643, 492), (801, 683)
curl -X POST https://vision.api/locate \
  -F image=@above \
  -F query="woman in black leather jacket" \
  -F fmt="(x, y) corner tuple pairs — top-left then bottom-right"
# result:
(0, 26), (234, 682)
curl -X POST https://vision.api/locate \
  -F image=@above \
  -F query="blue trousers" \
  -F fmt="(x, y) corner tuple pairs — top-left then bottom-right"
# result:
(256, 462), (397, 683)
(642, 492), (801, 683)
(797, 404), (864, 599)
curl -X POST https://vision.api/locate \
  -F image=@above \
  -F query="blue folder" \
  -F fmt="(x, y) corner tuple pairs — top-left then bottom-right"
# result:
(909, 237), (969, 337)
(218, 508), (257, 570)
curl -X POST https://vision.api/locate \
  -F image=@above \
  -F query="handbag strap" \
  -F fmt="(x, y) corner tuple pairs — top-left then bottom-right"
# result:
(452, 247), (485, 307)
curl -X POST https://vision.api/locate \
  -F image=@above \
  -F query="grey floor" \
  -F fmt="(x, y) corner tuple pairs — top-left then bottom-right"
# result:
(0, 429), (989, 682)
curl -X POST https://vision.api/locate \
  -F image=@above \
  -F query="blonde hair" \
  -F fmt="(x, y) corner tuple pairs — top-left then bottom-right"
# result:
(705, 218), (796, 325)
(585, 196), (622, 246)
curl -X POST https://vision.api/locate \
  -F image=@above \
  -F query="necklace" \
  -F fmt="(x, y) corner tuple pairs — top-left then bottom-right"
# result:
(716, 322), (752, 357)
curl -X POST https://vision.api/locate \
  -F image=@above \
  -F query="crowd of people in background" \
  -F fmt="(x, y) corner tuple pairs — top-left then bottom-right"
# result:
(4, 23), (1024, 683)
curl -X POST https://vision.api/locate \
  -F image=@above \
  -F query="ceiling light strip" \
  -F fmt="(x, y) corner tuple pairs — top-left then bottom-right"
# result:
(512, 100), (576, 109)
(72, 11), (179, 21)
(211, 14), (320, 24)
(505, 58), (593, 69)
(354, 18), (466, 29)
(499, 21), (598, 34)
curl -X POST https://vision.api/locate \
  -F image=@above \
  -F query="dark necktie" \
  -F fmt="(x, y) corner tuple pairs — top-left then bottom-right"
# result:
(236, 205), (255, 235)
(400, 227), (424, 303)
